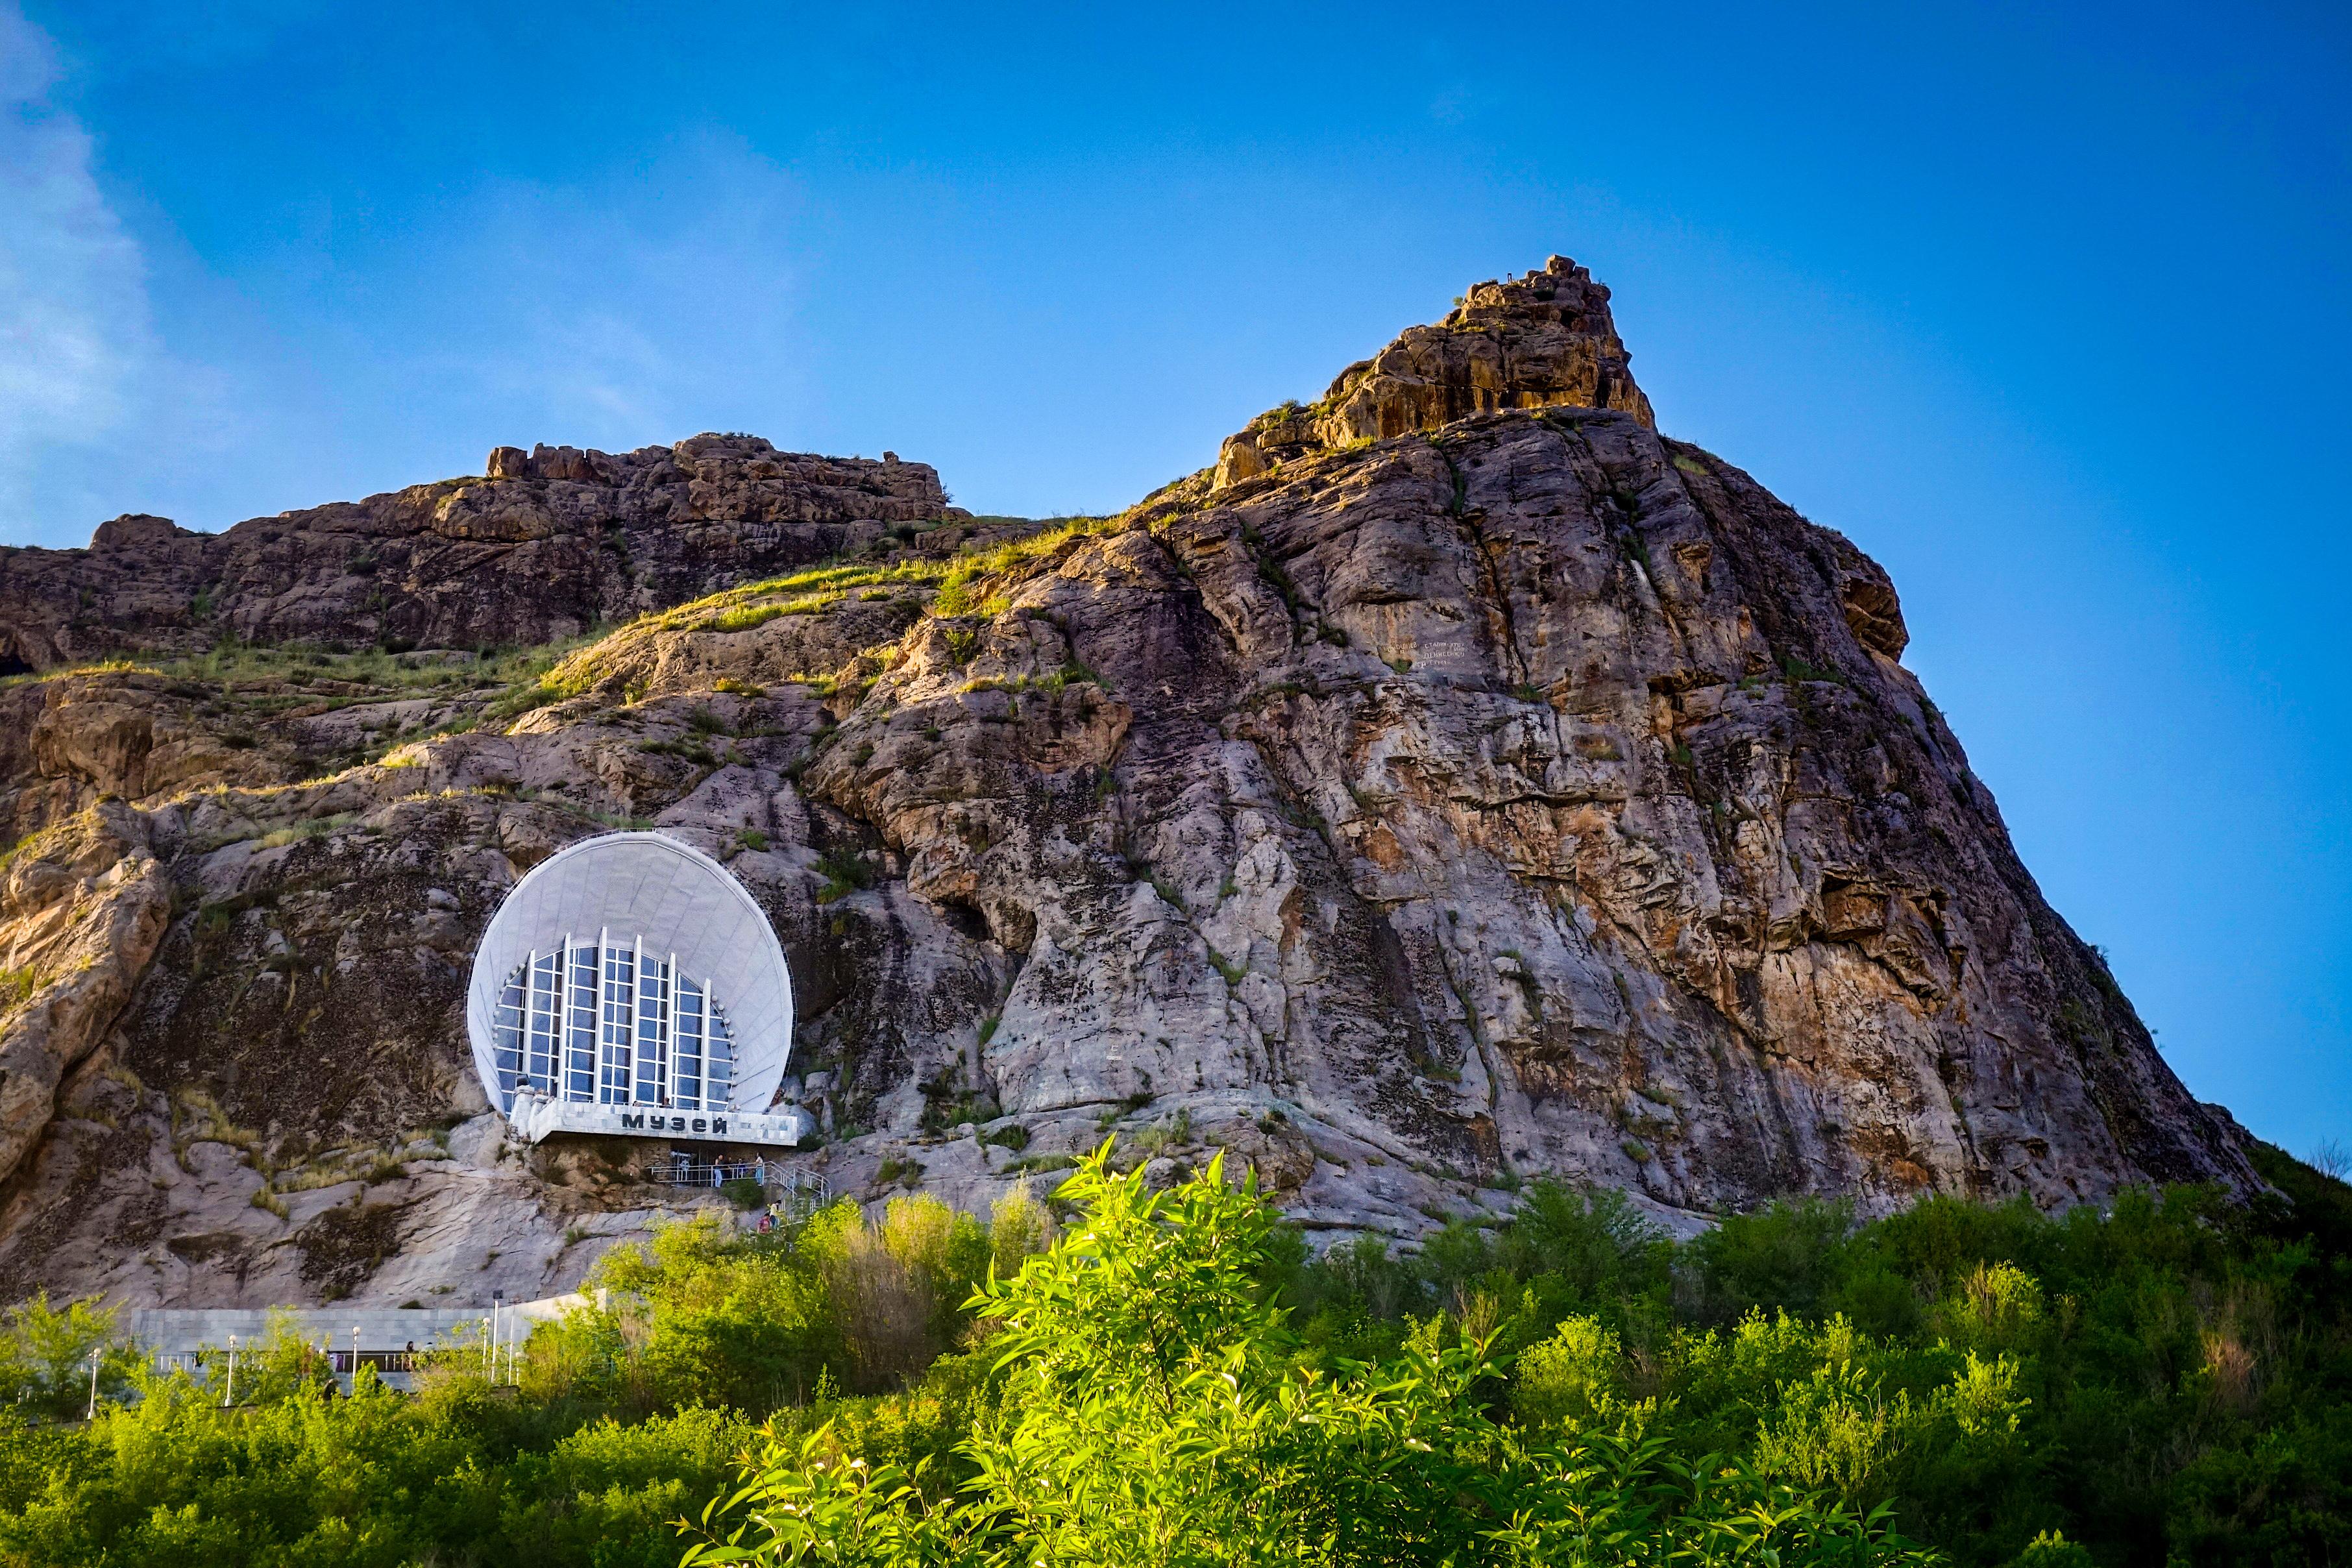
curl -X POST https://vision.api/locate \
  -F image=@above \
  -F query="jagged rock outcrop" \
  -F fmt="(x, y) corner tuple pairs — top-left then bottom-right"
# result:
(0, 668), (319, 849)
(1217, 256), (1654, 488)
(0, 256), (2255, 1309)
(0, 805), (173, 1188)
(0, 437), (963, 670)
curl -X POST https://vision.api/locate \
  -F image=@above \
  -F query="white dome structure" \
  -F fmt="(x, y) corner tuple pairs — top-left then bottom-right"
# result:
(465, 831), (809, 1147)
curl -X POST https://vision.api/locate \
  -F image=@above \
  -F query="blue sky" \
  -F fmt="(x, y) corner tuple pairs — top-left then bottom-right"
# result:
(4, 1), (2347, 1153)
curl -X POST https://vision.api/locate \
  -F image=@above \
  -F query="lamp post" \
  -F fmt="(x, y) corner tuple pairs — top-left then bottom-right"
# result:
(491, 1290), (505, 1384)
(223, 1334), (238, 1408)
(351, 1326), (361, 1389)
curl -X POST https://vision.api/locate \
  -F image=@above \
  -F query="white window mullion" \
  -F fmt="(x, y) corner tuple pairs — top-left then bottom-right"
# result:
(629, 933), (644, 1104)
(707, 975), (726, 1109)
(665, 951), (680, 1107)
(560, 932), (578, 1101)
(554, 948), (567, 1089)
(594, 925), (610, 1103)
(696, 979), (711, 1109)
(571, 935), (589, 1103)
(521, 950), (537, 1092)
(674, 975), (698, 1112)
(535, 948), (552, 1090)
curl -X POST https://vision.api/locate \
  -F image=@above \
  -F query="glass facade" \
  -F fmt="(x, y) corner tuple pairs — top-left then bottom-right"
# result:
(490, 932), (737, 1114)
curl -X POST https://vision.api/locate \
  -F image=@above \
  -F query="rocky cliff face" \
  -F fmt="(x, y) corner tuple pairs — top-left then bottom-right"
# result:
(0, 437), (961, 671)
(0, 257), (2253, 1309)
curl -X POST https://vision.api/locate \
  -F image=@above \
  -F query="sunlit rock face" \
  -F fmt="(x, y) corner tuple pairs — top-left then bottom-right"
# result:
(0, 258), (2255, 1310)
(1217, 255), (1654, 489)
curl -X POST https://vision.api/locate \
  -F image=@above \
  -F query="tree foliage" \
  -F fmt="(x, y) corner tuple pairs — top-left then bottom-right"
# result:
(0, 1193), (1022, 1568)
(0, 1144), (2348, 1567)
(684, 1147), (1929, 1566)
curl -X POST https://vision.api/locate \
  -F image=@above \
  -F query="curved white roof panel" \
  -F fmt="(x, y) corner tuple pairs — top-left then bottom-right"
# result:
(465, 831), (794, 1117)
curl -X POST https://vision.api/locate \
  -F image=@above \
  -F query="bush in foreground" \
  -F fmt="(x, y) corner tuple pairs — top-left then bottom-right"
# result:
(0, 1144), (2348, 1565)
(685, 1147), (1931, 1567)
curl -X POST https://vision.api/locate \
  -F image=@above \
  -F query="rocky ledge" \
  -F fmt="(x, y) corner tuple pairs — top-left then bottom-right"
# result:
(0, 437), (965, 670)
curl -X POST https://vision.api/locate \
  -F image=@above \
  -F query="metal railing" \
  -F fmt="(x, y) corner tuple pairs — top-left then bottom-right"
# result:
(772, 1166), (831, 1213)
(643, 1155), (831, 1212)
(644, 1155), (765, 1188)
(147, 1348), (430, 1380)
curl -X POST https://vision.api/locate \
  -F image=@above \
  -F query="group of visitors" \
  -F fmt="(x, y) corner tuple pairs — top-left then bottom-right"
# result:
(655, 1151), (770, 1189)
(711, 1155), (767, 1187)
(641, 1151), (811, 1232)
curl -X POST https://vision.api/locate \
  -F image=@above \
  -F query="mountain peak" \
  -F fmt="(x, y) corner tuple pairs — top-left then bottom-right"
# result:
(1216, 254), (1654, 487)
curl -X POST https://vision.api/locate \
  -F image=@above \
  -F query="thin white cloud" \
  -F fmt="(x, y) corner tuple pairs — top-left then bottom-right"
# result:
(0, 3), (158, 532)
(0, 5), (239, 544)
(378, 132), (814, 459)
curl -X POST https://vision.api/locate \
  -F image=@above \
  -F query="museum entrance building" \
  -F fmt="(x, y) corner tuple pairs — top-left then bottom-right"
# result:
(464, 831), (811, 1147)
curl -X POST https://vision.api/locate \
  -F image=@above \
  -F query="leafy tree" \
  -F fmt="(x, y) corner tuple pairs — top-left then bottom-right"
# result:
(0, 1295), (143, 1420)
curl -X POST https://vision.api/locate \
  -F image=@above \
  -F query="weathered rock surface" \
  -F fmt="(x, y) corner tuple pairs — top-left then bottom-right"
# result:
(0, 257), (2255, 1309)
(0, 805), (173, 1190)
(0, 437), (964, 670)
(1217, 255), (1654, 489)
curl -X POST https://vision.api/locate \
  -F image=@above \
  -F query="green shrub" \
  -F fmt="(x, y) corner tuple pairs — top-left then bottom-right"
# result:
(1782, 650), (1847, 686)
(1513, 1316), (1628, 1430)
(686, 1146), (1934, 1566)
(500, 1407), (755, 1568)
(2009, 1531), (2095, 1567)
(815, 849), (876, 904)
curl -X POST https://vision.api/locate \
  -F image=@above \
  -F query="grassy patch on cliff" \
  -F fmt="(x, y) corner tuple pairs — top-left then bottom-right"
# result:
(157, 638), (600, 705)
(0, 656), (161, 691)
(0, 636), (610, 750)
(3, 513), (1120, 732)
(624, 511), (1116, 628)
(925, 512), (1117, 616)
(489, 516), (1121, 715)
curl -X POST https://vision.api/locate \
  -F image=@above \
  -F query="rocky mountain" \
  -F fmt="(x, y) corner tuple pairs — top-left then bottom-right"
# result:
(0, 255), (2254, 1310)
